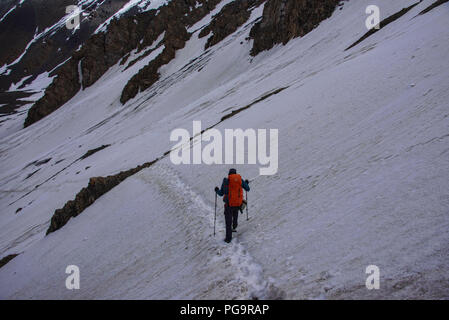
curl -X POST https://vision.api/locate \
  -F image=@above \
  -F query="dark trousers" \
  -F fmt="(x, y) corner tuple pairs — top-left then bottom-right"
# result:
(224, 206), (240, 241)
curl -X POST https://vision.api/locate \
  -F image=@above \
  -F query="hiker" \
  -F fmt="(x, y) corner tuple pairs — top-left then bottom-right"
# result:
(214, 168), (250, 243)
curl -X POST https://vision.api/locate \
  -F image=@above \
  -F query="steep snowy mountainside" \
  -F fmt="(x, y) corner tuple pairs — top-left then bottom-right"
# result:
(0, 0), (448, 299)
(22, 0), (227, 127)
(23, 0), (342, 128)
(0, 0), (170, 116)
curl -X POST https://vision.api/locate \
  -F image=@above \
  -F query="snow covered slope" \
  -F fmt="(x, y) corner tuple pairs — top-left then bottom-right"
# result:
(0, 0), (448, 299)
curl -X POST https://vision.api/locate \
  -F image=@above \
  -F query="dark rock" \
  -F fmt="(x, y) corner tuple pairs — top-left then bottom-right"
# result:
(249, 0), (340, 56)
(120, 23), (191, 104)
(120, 0), (225, 104)
(0, 91), (36, 115)
(220, 87), (288, 121)
(0, 0), (131, 92)
(25, 169), (40, 180)
(418, 0), (449, 16)
(24, 58), (81, 127)
(346, 2), (420, 51)
(199, 0), (265, 49)
(79, 145), (111, 160)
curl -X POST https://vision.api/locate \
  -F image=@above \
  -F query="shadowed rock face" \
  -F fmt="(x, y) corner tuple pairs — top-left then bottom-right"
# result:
(345, 1), (420, 51)
(24, 58), (81, 128)
(199, 0), (265, 49)
(249, 0), (340, 56)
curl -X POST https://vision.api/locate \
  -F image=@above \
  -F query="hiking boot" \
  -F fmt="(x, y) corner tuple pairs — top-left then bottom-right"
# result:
(224, 238), (231, 243)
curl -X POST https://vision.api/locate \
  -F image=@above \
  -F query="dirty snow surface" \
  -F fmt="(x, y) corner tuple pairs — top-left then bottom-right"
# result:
(0, 0), (448, 299)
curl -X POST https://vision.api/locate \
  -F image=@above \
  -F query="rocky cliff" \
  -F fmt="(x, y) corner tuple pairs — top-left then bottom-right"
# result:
(0, 0), (133, 89)
(25, 0), (225, 126)
(199, 0), (265, 49)
(23, 0), (342, 127)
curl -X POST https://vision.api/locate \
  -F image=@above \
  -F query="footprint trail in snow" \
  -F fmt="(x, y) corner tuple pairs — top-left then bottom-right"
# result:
(140, 162), (285, 300)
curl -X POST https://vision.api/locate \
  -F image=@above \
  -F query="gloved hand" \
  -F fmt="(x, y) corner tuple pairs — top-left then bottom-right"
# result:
(215, 187), (219, 192)
(245, 179), (249, 184)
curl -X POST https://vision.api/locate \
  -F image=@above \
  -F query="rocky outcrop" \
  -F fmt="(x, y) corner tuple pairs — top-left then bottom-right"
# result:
(418, 0), (448, 16)
(0, 0), (131, 93)
(220, 87), (288, 121)
(120, 22), (191, 104)
(79, 145), (111, 160)
(24, 0), (223, 126)
(249, 0), (340, 56)
(120, 0), (224, 104)
(46, 159), (158, 235)
(18, 0), (343, 125)
(0, 90), (36, 115)
(0, 254), (19, 269)
(23, 9), (159, 126)
(24, 58), (81, 127)
(199, 0), (264, 49)
(23, 0), (342, 124)
(24, 10), (160, 127)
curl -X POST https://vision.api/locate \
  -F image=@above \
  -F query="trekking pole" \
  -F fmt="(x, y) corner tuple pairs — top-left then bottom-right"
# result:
(245, 191), (249, 221)
(214, 192), (217, 236)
